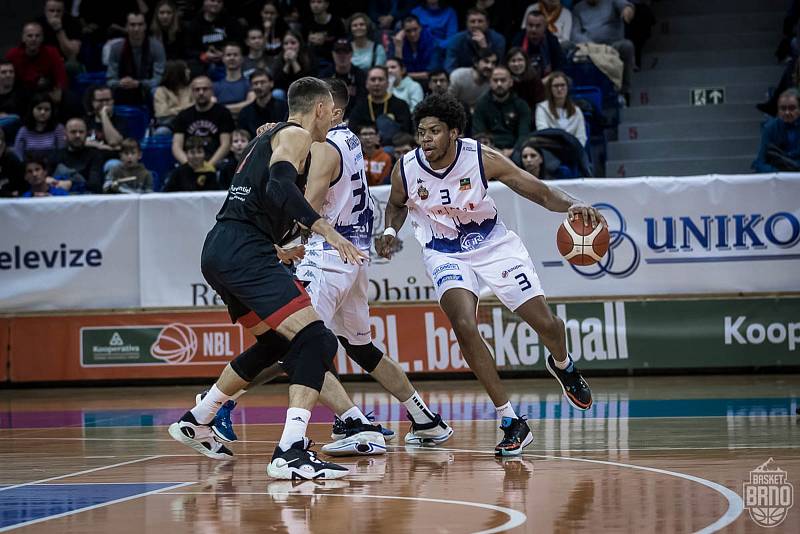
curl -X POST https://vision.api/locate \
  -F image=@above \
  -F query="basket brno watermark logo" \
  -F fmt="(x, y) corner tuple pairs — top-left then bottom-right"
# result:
(743, 458), (793, 528)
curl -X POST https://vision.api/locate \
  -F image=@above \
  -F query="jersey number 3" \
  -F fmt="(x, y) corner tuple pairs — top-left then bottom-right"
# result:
(351, 170), (366, 212)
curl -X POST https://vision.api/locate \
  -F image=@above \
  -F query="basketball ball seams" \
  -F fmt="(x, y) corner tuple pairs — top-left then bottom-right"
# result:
(556, 217), (610, 266)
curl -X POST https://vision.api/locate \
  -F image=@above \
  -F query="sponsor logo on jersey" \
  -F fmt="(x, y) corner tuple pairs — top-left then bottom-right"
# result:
(459, 178), (471, 191)
(460, 232), (485, 251)
(418, 185), (429, 200)
(501, 264), (524, 278)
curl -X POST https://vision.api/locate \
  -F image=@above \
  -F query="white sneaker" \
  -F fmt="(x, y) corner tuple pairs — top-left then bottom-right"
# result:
(168, 411), (234, 460)
(322, 430), (386, 457)
(403, 413), (453, 445)
(267, 440), (349, 480)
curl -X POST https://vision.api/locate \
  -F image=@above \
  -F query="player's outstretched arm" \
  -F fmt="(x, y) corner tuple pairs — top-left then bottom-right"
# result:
(375, 159), (409, 259)
(481, 144), (604, 227)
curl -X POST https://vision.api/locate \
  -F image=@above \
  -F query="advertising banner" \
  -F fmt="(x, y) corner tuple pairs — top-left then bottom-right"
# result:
(0, 195), (140, 311)
(2, 174), (799, 312)
(5, 297), (797, 382)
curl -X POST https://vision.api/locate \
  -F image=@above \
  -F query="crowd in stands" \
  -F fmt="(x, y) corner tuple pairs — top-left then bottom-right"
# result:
(754, 0), (800, 172)
(0, 0), (659, 198)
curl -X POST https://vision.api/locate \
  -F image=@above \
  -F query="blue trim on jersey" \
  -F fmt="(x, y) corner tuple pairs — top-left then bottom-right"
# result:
(326, 138), (344, 187)
(414, 139), (463, 180)
(476, 141), (488, 188)
(324, 205), (375, 250)
(329, 124), (349, 131)
(424, 214), (498, 253)
(399, 155), (408, 196)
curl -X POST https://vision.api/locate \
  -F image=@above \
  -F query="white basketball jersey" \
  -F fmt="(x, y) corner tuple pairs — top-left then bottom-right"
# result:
(401, 138), (502, 253)
(307, 124), (374, 252)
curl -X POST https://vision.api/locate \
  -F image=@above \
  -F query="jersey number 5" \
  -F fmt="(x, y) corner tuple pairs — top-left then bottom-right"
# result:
(351, 170), (367, 212)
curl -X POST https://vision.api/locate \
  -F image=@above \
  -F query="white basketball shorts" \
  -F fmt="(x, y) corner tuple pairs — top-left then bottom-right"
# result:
(423, 230), (544, 311)
(295, 250), (372, 345)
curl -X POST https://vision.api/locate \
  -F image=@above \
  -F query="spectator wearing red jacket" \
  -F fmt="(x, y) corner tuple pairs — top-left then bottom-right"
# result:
(5, 22), (68, 104)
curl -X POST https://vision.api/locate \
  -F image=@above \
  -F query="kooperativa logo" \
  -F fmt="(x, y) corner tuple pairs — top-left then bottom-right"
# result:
(743, 458), (794, 527)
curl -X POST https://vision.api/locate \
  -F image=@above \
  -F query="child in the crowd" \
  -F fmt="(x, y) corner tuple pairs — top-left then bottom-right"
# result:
(21, 157), (68, 198)
(164, 136), (220, 192)
(103, 138), (153, 193)
(358, 123), (392, 186)
(218, 129), (251, 189)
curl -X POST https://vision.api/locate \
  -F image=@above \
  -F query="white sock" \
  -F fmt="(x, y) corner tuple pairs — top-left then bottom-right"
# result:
(555, 355), (573, 371)
(190, 384), (231, 424)
(402, 391), (436, 424)
(495, 401), (517, 420)
(340, 406), (370, 424)
(279, 407), (311, 451)
(231, 389), (246, 401)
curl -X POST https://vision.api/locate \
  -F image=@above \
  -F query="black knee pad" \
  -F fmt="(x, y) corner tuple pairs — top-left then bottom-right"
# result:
(280, 321), (338, 391)
(338, 337), (383, 373)
(230, 330), (291, 382)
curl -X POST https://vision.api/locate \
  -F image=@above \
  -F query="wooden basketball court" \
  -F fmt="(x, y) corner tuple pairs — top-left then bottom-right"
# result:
(1, 375), (798, 532)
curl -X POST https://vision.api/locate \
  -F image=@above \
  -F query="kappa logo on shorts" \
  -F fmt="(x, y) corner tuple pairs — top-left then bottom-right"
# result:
(432, 263), (460, 277)
(436, 274), (463, 286)
(501, 264), (524, 278)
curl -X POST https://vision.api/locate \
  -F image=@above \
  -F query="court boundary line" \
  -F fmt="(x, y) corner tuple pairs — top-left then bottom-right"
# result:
(158, 490), (526, 534)
(0, 481), (194, 533)
(409, 445), (744, 534)
(0, 455), (162, 493)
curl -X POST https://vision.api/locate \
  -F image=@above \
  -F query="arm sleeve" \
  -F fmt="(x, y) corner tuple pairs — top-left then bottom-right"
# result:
(266, 160), (321, 228)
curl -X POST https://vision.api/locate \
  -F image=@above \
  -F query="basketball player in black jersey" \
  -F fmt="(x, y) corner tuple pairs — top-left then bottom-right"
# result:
(169, 77), (367, 480)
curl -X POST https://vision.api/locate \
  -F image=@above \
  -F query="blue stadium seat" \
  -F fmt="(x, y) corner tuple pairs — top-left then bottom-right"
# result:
(74, 71), (108, 99)
(114, 106), (150, 141)
(572, 86), (603, 114)
(141, 135), (176, 192)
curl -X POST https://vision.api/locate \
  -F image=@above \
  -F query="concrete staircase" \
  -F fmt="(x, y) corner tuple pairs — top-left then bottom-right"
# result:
(605, 0), (787, 177)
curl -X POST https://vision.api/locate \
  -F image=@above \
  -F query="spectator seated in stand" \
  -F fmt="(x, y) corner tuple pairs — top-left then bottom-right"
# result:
(506, 47), (545, 109)
(104, 137), (152, 193)
(106, 11), (166, 107)
(517, 128), (593, 178)
(242, 26), (269, 78)
(358, 123), (393, 186)
(37, 0), (83, 73)
(218, 128), (250, 189)
(306, 0), (346, 68)
(154, 60), (193, 134)
(213, 42), (255, 117)
(387, 58), (424, 112)
(518, 139), (549, 179)
(171, 75), (234, 169)
(258, 1), (289, 63)
(448, 48), (497, 111)
(0, 128), (26, 197)
(164, 135), (221, 191)
(391, 132), (417, 162)
(571, 0), (635, 102)
(50, 118), (105, 194)
(83, 85), (126, 155)
(150, 0), (187, 60)
(389, 15), (438, 83)
(184, 0), (243, 79)
(5, 21), (68, 106)
(0, 61), (24, 137)
(349, 66), (413, 145)
(521, 1), (573, 45)
(318, 38), (367, 118)
(237, 69), (288, 138)
(428, 69), (450, 95)
(512, 10), (566, 80)
(13, 93), (66, 161)
(347, 12), (386, 72)
(535, 71), (587, 146)
(753, 89), (800, 172)
(411, 0), (458, 53)
(472, 65), (532, 157)
(22, 155), (68, 197)
(444, 8), (506, 73)
(271, 30), (317, 92)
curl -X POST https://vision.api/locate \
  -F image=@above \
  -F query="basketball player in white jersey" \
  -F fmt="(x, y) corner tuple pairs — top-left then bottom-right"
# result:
(376, 92), (604, 456)
(203, 79), (453, 456)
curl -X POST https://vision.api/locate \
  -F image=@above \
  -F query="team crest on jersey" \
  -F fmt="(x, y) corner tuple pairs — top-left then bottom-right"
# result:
(418, 185), (429, 199)
(459, 178), (471, 191)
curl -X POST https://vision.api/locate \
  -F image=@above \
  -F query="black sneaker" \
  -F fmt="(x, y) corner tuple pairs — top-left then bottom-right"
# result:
(545, 355), (593, 410)
(331, 411), (395, 441)
(267, 439), (349, 480)
(321, 418), (386, 456)
(495, 416), (533, 457)
(403, 412), (453, 445)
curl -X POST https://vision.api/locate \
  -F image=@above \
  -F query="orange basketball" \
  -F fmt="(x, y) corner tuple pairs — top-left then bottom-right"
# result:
(556, 217), (610, 266)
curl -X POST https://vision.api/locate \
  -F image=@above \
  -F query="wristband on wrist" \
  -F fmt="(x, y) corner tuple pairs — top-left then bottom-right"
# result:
(383, 227), (397, 238)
